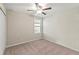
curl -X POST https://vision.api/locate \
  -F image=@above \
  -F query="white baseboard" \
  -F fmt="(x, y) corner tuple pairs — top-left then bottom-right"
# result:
(6, 39), (39, 48)
(45, 38), (79, 52)
(55, 42), (79, 52)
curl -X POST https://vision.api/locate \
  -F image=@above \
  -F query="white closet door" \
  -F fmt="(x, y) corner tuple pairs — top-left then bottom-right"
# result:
(0, 9), (6, 54)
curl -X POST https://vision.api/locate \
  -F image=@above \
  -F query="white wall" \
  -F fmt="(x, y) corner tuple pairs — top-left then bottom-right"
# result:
(0, 4), (6, 54)
(7, 10), (41, 47)
(44, 4), (79, 52)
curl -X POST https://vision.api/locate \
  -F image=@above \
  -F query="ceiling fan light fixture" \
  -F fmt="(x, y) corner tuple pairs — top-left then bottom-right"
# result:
(37, 10), (42, 14)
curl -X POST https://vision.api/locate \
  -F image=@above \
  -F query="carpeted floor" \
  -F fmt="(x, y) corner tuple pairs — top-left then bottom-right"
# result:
(4, 39), (79, 55)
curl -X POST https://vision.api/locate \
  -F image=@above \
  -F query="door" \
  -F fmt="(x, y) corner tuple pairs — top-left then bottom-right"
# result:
(0, 8), (6, 54)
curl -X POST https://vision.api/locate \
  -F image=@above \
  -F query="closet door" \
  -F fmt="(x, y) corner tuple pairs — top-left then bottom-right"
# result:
(0, 8), (6, 54)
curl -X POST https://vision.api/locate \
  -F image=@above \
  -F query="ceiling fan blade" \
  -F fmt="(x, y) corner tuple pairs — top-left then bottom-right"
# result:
(43, 7), (52, 10)
(35, 3), (39, 7)
(35, 3), (42, 9)
(42, 12), (46, 15)
(27, 10), (34, 11)
(35, 3), (38, 5)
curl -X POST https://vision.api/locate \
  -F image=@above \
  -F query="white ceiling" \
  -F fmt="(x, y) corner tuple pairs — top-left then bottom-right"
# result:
(3, 3), (54, 17)
(4, 3), (79, 17)
(4, 3), (34, 12)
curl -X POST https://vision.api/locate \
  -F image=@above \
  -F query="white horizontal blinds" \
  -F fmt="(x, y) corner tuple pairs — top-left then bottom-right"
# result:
(34, 20), (40, 24)
(34, 24), (40, 26)
(34, 17), (41, 34)
(34, 27), (40, 33)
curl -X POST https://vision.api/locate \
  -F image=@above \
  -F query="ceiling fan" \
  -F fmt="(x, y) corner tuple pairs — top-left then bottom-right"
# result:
(27, 3), (52, 15)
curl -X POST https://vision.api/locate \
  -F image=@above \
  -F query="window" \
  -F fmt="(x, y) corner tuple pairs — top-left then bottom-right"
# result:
(34, 24), (40, 26)
(34, 17), (41, 34)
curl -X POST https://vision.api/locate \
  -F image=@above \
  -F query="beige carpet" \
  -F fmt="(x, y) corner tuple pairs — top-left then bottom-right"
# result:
(4, 39), (79, 55)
